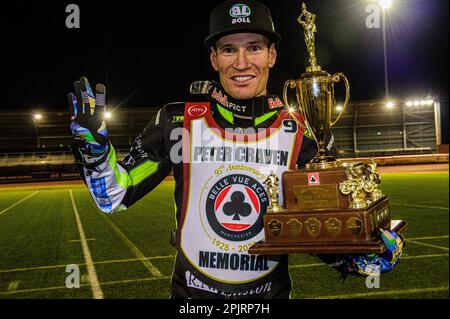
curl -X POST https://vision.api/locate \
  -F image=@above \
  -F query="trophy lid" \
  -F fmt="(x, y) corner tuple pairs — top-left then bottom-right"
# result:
(301, 69), (329, 79)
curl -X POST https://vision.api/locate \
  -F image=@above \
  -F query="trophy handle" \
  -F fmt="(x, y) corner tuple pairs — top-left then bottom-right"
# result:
(330, 72), (350, 127)
(283, 79), (305, 122)
(283, 79), (296, 110)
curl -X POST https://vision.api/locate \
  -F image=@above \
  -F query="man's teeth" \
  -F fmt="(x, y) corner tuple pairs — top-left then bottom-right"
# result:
(233, 76), (253, 82)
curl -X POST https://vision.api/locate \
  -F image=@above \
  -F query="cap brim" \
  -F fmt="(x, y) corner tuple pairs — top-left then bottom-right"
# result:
(204, 28), (281, 48)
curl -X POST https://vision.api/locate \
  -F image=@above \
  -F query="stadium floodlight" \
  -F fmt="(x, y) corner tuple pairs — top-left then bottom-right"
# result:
(104, 111), (112, 119)
(386, 101), (396, 108)
(33, 113), (42, 148)
(408, 99), (434, 107)
(378, 0), (393, 9)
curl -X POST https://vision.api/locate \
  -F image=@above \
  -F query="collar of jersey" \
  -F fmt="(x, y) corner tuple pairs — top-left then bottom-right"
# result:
(191, 81), (284, 117)
(216, 103), (278, 126)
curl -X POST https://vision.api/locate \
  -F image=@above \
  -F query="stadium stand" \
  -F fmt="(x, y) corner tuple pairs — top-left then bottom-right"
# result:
(0, 100), (447, 183)
(0, 109), (156, 183)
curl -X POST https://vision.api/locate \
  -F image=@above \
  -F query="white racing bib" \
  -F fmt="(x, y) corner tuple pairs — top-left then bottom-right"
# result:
(178, 102), (304, 285)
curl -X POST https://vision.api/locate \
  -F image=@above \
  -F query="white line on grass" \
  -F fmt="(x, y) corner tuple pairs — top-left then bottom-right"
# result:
(0, 191), (39, 216)
(1, 253), (448, 296)
(406, 240), (449, 251)
(313, 286), (449, 299)
(289, 262), (325, 269)
(288, 253), (449, 269)
(403, 253), (449, 260)
(1, 252), (447, 275)
(1, 279), (447, 298)
(0, 276), (171, 296)
(69, 189), (104, 299)
(407, 235), (449, 241)
(0, 254), (176, 274)
(390, 202), (449, 211)
(98, 213), (162, 277)
(69, 238), (96, 242)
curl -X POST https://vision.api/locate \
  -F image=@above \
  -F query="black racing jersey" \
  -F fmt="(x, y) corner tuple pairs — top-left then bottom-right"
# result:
(73, 81), (337, 299)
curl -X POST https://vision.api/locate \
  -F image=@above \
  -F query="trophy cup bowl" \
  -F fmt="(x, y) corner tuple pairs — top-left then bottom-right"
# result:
(283, 70), (350, 169)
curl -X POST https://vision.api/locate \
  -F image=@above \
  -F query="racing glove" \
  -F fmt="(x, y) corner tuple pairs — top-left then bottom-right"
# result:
(69, 77), (109, 167)
(321, 229), (405, 279)
(337, 229), (405, 278)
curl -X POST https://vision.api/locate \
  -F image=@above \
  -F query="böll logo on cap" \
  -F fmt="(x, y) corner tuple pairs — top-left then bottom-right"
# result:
(188, 104), (208, 117)
(229, 4), (251, 24)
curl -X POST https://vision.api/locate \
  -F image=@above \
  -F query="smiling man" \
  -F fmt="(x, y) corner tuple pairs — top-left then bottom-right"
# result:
(210, 33), (277, 100)
(68, 0), (403, 299)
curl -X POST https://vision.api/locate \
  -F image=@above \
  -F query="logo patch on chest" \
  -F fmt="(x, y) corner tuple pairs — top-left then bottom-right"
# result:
(205, 174), (268, 242)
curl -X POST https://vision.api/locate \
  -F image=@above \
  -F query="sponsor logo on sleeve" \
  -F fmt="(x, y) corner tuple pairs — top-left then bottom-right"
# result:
(90, 177), (112, 211)
(188, 105), (208, 117)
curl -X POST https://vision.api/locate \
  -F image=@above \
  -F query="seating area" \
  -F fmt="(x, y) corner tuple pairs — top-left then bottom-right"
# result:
(0, 108), (156, 183)
(0, 100), (446, 184)
(0, 149), (132, 184)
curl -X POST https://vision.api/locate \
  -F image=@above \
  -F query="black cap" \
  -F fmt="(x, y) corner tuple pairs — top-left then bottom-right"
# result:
(204, 0), (280, 48)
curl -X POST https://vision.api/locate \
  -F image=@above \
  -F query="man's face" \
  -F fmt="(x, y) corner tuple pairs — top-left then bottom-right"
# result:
(210, 33), (277, 100)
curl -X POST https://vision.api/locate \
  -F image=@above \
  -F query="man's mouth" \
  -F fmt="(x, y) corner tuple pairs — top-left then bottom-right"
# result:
(231, 75), (255, 83)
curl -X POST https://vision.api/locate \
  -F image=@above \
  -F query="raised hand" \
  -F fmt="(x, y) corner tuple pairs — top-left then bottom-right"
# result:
(69, 77), (109, 164)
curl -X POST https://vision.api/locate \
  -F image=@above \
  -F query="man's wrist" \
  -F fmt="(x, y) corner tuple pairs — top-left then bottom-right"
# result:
(72, 141), (110, 168)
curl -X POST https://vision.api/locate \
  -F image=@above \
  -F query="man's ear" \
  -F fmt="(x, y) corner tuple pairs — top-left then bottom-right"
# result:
(268, 43), (277, 68)
(210, 47), (219, 72)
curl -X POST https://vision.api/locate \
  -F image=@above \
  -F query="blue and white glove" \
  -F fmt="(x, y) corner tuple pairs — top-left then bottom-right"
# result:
(347, 229), (405, 276)
(69, 77), (109, 166)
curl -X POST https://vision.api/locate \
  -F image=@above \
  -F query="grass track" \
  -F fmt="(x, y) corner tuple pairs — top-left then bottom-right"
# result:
(0, 172), (448, 298)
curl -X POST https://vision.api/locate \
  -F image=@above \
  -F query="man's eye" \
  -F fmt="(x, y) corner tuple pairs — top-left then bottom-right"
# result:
(221, 47), (236, 54)
(248, 45), (262, 53)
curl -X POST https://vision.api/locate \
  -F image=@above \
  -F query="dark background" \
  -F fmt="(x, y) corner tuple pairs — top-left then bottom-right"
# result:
(1, 0), (448, 139)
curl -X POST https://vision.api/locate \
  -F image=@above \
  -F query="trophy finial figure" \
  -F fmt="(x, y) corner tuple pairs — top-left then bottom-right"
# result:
(264, 171), (283, 213)
(297, 2), (320, 72)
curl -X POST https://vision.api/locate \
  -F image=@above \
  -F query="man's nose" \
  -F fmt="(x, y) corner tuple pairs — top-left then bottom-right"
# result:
(233, 49), (251, 70)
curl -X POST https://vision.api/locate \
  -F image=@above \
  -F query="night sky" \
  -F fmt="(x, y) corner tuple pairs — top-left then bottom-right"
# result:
(2, 0), (448, 113)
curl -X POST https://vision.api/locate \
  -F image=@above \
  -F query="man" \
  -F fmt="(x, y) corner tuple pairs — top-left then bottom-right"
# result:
(69, 0), (403, 299)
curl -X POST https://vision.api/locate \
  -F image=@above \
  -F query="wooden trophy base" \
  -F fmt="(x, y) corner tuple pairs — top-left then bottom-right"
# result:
(249, 166), (408, 255)
(249, 220), (407, 255)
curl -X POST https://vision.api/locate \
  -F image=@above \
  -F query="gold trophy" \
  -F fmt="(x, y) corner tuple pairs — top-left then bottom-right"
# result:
(249, 3), (406, 255)
(284, 2), (350, 169)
